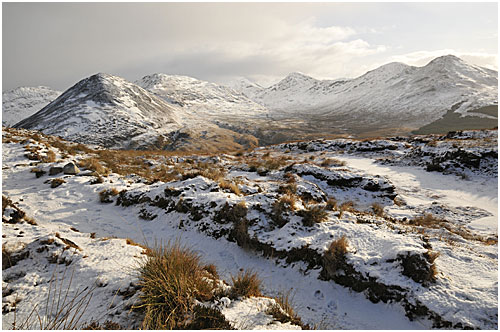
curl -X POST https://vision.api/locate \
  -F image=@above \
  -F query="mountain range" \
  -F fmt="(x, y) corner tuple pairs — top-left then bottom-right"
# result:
(5, 55), (498, 150)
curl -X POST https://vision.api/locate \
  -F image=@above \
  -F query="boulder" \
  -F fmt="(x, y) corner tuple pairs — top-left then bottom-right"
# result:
(63, 162), (80, 175)
(49, 167), (63, 175)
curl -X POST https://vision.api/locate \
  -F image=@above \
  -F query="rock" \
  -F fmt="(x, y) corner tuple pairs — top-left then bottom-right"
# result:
(49, 167), (63, 175)
(63, 163), (80, 175)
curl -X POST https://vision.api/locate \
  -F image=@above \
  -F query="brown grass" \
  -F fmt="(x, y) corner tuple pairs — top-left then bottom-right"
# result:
(136, 242), (218, 329)
(42, 150), (57, 163)
(322, 236), (349, 277)
(338, 201), (354, 218)
(301, 206), (329, 227)
(99, 188), (120, 203)
(325, 197), (337, 211)
(78, 158), (109, 175)
(371, 202), (384, 217)
(50, 178), (66, 188)
(320, 158), (346, 167)
(219, 180), (241, 195)
(271, 195), (296, 227)
(266, 292), (309, 329)
(230, 270), (262, 299)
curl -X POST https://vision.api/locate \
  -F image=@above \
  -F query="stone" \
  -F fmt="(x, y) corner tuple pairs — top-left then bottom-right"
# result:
(49, 167), (63, 175)
(63, 162), (80, 175)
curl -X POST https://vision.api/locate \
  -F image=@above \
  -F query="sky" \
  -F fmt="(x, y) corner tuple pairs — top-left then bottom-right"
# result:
(2, 2), (498, 91)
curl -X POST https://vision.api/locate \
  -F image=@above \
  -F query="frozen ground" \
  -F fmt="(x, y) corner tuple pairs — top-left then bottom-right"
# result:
(2, 128), (497, 329)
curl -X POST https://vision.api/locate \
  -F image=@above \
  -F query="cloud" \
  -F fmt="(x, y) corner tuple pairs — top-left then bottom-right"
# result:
(116, 18), (387, 87)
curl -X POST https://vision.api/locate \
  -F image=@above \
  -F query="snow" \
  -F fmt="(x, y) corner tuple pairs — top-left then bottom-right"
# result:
(234, 55), (497, 130)
(2, 86), (61, 127)
(2, 127), (497, 329)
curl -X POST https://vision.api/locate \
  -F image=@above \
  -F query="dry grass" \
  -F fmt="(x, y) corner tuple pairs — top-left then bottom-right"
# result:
(325, 197), (338, 211)
(50, 178), (66, 188)
(410, 213), (444, 227)
(322, 236), (349, 277)
(266, 291), (309, 329)
(42, 150), (57, 163)
(99, 188), (120, 203)
(229, 270), (262, 299)
(320, 158), (346, 167)
(219, 180), (241, 195)
(78, 158), (109, 175)
(301, 206), (329, 227)
(371, 202), (384, 217)
(278, 183), (297, 195)
(136, 242), (219, 329)
(271, 195), (296, 227)
(338, 201), (354, 218)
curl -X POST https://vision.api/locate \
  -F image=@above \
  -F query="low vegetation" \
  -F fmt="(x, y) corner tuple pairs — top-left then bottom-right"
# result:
(136, 242), (220, 329)
(322, 236), (349, 277)
(229, 270), (262, 299)
(301, 205), (329, 227)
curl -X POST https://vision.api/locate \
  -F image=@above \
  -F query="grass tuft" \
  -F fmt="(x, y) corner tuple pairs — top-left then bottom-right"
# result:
(301, 205), (329, 227)
(229, 270), (262, 299)
(136, 242), (217, 329)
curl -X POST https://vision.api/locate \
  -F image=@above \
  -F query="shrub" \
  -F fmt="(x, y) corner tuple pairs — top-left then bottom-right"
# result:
(50, 178), (66, 188)
(99, 188), (119, 203)
(136, 242), (217, 329)
(371, 202), (384, 217)
(229, 270), (262, 299)
(322, 236), (349, 278)
(301, 206), (329, 227)
(186, 305), (232, 329)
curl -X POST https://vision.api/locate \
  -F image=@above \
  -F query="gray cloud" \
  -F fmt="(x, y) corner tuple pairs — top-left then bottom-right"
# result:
(2, 2), (497, 91)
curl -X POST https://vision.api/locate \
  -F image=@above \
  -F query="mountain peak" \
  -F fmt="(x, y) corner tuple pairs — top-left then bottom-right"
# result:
(283, 72), (315, 81)
(426, 54), (465, 67)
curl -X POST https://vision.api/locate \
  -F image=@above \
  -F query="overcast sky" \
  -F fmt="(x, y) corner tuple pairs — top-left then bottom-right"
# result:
(2, 2), (498, 91)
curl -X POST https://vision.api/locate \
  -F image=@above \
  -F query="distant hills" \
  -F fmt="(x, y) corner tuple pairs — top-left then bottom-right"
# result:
(6, 55), (498, 151)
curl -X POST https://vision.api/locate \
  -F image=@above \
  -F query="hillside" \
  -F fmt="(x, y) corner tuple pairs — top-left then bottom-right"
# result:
(2, 127), (497, 329)
(13, 73), (259, 152)
(2, 86), (61, 127)
(235, 55), (498, 137)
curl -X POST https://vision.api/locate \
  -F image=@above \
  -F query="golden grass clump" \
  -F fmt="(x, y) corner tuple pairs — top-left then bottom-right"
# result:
(219, 179), (241, 195)
(271, 195), (297, 227)
(326, 197), (338, 211)
(322, 235), (349, 277)
(229, 270), (262, 299)
(136, 242), (218, 329)
(99, 188), (120, 203)
(338, 201), (354, 218)
(78, 157), (109, 175)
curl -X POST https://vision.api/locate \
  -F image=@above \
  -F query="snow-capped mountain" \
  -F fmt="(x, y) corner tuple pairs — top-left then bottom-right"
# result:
(13, 73), (260, 151)
(14, 73), (184, 149)
(2, 86), (61, 127)
(237, 55), (498, 133)
(136, 73), (269, 121)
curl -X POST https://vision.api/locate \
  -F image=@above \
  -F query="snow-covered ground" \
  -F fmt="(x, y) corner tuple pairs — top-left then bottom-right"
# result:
(2, 128), (497, 329)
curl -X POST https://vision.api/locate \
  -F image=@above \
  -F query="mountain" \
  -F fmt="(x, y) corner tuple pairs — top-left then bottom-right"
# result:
(2, 86), (61, 127)
(14, 73), (184, 149)
(13, 73), (259, 151)
(236, 55), (498, 136)
(136, 73), (271, 131)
